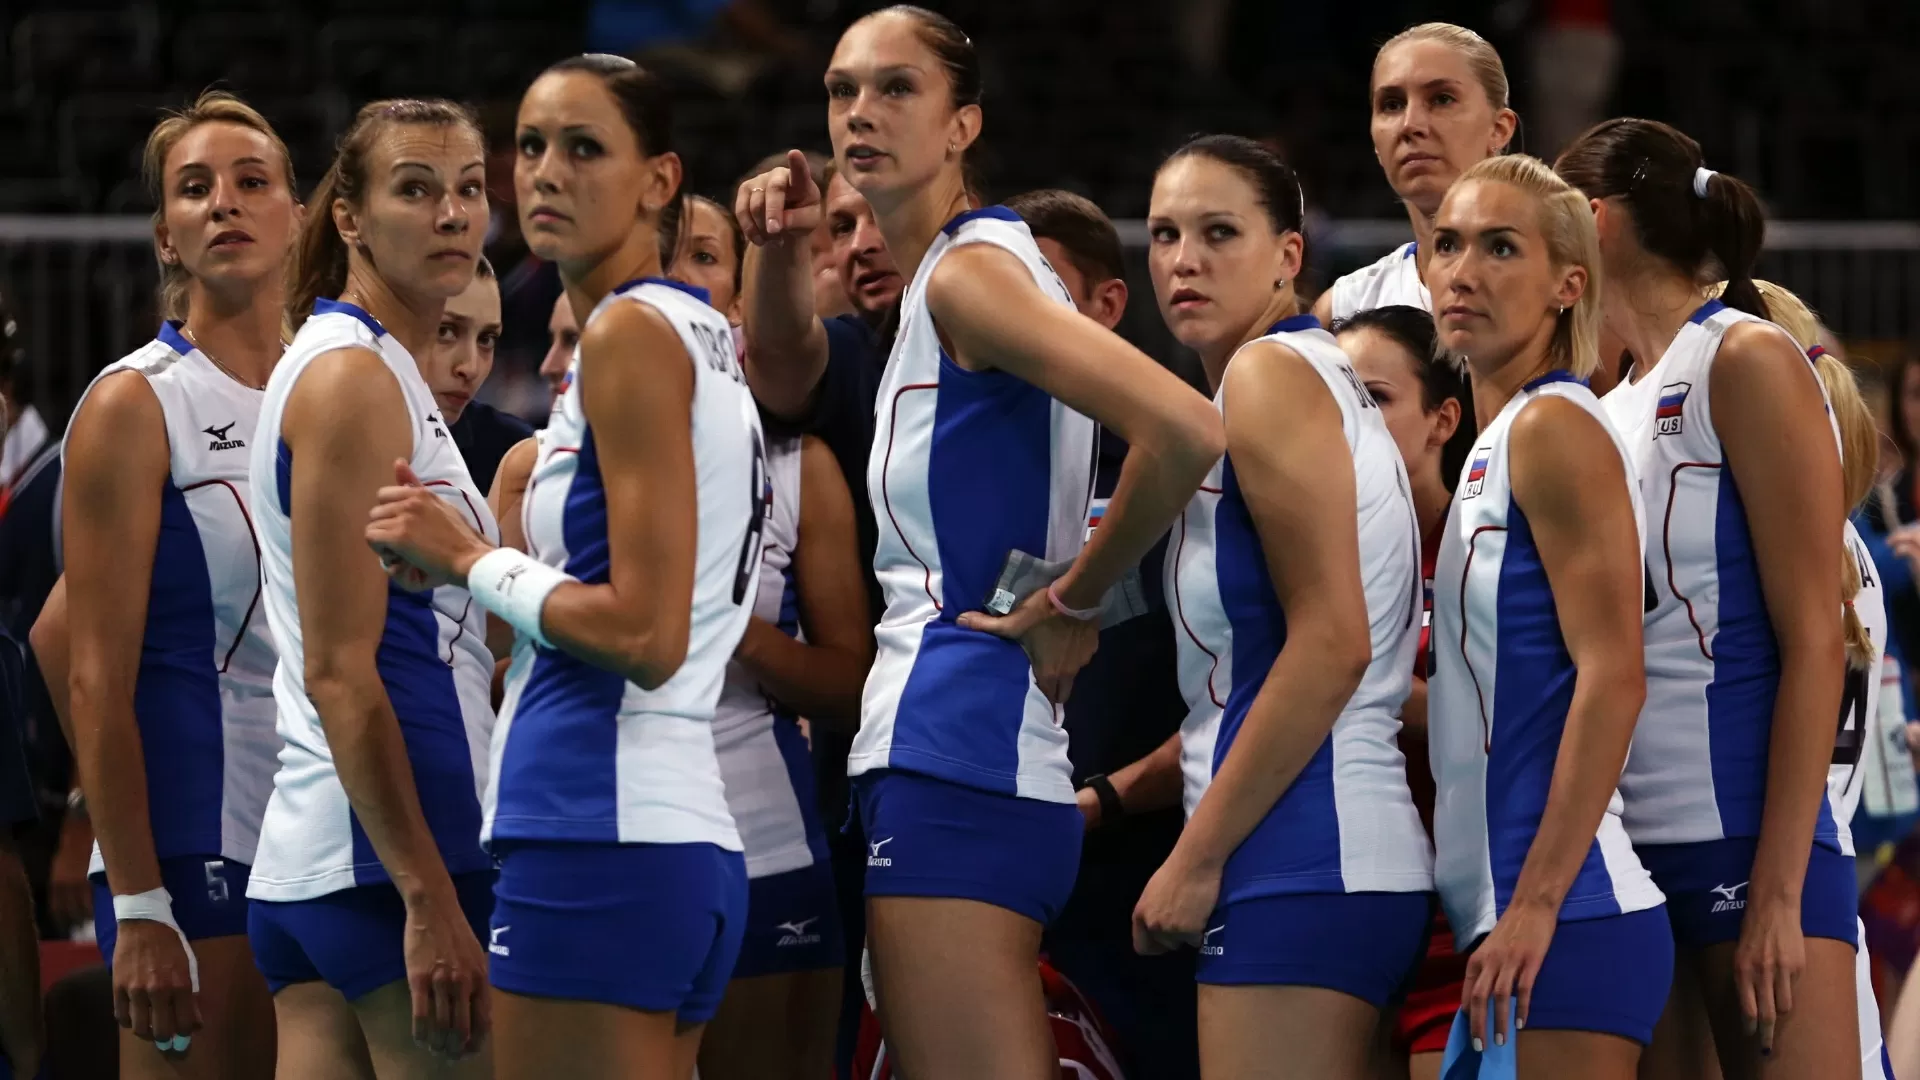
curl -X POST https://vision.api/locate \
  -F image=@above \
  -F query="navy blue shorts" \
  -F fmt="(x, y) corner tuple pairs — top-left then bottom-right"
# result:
(732, 860), (844, 979)
(1478, 906), (1674, 1045)
(91, 855), (252, 965)
(248, 872), (495, 1000)
(1195, 890), (1430, 1006)
(855, 769), (1082, 926)
(1636, 837), (1858, 949)
(488, 841), (746, 1023)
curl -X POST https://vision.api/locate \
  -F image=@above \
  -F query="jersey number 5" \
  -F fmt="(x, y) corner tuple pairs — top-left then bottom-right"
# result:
(734, 426), (770, 605)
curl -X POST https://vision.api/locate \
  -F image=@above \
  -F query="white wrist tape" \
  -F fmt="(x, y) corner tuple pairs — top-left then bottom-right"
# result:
(467, 547), (570, 649)
(113, 886), (200, 996)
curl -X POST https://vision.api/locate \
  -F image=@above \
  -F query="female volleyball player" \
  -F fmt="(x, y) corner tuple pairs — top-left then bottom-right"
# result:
(364, 55), (766, 1079)
(739, 8), (1223, 1078)
(1334, 305), (1472, 1080)
(245, 98), (498, 1080)
(1426, 154), (1671, 1078)
(1131, 134), (1431, 1079)
(668, 194), (746, 327)
(1316, 22), (1516, 324)
(49, 90), (296, 1080)
(1559, 120), (1858, 1078)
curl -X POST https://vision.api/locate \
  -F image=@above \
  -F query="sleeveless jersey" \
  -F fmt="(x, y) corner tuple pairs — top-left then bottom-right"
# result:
(849, 207), (1097, 804)
(1168, 316), (1431, 900)
(1430, 372), (1663, 946)
(1831, 521), (1883, 838)
(1328, 242), (1428, 322)
(66, 322), (280, 871)
(712, 436), (829, 878)
(247, 300), (498, 901)
(486, 279), (759, 851)
(1599, 299), (1847, 851)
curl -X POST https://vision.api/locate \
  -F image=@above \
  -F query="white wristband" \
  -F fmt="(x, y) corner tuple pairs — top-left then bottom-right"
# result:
(113, 886), (200, 996)
(467, 547), (570, 648)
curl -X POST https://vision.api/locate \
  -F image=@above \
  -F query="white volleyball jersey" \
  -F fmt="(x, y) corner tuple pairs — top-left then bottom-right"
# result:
(66, 323), (280, 871)
(1168, 317), (1430, 901)
(247, 300), (498, 901)
(713, 436), (829, 879)
(1430, 372), (1663, 946)
(1600, 299), (1847, 852)
(1831, 521), (1885, 832)
(849, 207), (1097, 804)
(486, 278), (758, 851)
(1328, 242), (1428, 322)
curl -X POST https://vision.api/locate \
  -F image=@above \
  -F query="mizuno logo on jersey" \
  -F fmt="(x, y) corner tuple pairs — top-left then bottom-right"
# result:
(205, 422), (245, 451)
(1463, 448), (1492, 499)
(1656, 382), (1692, 436)
(776, 916), (823, 947)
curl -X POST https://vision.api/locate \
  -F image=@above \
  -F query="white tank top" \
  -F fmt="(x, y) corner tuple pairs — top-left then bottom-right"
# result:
(247, 300), (498, 901)
(1430, 372), (1663, 946)
(485, 278), (759, 851)
(1168, 316), (1430, 900)
(849, 206), (1097, 804)
(1328, 242), (1428, 321)
(67, 323), (280, 871)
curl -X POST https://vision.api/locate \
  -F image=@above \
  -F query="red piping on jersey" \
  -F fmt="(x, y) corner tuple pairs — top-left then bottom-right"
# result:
(881, 383), (944, 612)
(1170, 510), (1225, 709)
(424, 480), (487, 667)
(179, 478), (261, 675)
(1664, 461), (1722, 662)
(1460, 524), (1506, 753)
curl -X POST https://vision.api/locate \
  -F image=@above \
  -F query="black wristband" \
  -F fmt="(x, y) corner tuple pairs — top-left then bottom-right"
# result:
(1083, 773), (1124, 825)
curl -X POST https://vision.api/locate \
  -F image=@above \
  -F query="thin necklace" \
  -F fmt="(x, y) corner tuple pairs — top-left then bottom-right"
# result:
(181, 325), (273, 390)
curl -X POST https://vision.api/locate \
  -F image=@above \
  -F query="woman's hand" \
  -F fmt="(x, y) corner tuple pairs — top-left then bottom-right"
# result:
(957, 587), (1098, 703)
(1461, 897), (1557, 1051)
(365, 461), (492, 591)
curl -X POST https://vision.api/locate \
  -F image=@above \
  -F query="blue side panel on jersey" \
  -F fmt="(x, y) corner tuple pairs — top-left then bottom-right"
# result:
(1211, 455), (1343, 900)
(138, 478), (224, 859)
(490, 426), (624, 842)
(352, 586), (487, 883)
(890, 351), (1052, 793)
(769, 570), (826, 859)
(275, 439), (293, 516)
(1485, 505), (1620, 921)
(776, 567), (800, 637)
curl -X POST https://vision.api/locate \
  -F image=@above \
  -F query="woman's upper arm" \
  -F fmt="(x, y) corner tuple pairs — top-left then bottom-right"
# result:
(1713, 322), (1846, 642)
(792, 434), (872, 657)
(281, 349), (414, 673)
(925, 244), (1218, 450)
(1219, 344), (1370, 653)
(1508, 399), (1645, 679)
(488, 436), (539, 553)
(61, 371), (169, 680)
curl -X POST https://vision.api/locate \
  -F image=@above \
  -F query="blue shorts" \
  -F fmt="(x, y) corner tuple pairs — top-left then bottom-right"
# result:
(855, 769), (1082, 926)
(248, 872), (495, 1000)
(488, 841), (746, 1023)
(1636, 837), (1858, 949)
(1195, 891), (1431, 1006)
(91, 855), (252, 966)
(1478, 907), (1674, 1045)
(732, 860), (844, 979)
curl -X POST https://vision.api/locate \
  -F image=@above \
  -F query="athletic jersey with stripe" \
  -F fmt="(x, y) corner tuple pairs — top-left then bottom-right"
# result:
(1168, 316), (1431, 900)
(1328, 242), (1428, 322)
(486, 278), (759, 851)
(67, 323), (279, 871)
(247, 300), (498, 901)
(1599, 299), (1848, 852)
(1430, 372), (1663, 946)
(1832, 521), (1885, 829)
(712, 436), (829, 878)
(849, 207), (1097, 804)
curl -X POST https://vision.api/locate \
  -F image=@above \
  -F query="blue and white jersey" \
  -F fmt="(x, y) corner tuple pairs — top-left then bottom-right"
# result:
(1430, 372), (1663, 946)
(1168, 316), (1430, 901)
(1328, 242), (1428, 322)
(1830, 521), (1883, 842)
(713, 436), (828, 879)
(247, 300), (498, 902)
(1600, 299), (1848, 853)
(486, 279), (758, 852)
(849, 207), (1097, 804)
(66, 323), (280, 871)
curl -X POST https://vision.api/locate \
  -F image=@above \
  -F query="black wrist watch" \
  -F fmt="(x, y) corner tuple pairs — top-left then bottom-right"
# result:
(1082, 773), (1124, 826)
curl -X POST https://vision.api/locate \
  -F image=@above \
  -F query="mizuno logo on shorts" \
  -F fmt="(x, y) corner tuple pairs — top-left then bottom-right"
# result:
(776, 917), (823, 947)
(868, 837), (893, 867)
(1709, 881), (1747, 914)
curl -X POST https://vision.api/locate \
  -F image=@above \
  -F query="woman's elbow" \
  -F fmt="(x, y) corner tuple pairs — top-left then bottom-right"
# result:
(621, 627), (690, 691)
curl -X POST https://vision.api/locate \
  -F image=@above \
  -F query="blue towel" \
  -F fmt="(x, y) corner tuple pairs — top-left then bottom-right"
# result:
(1441, 997), (1518, 1080)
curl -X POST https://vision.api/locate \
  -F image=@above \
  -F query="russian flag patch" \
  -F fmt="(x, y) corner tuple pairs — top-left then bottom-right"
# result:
(1656, 381), (1691, 436)
(1463, 448), (1492, 498)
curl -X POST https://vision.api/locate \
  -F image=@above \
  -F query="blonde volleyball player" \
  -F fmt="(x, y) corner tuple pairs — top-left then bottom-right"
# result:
(245, 99), (498, 1080)
(40, 90), (298, 1079)
(1426, 155), (1672, 1078)
(740, 7), (1223, 1078)
(1559, 121), (1858, 1078)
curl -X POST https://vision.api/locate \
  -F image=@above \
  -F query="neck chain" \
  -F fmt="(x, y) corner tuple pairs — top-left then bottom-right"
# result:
(181, 325), (275, 391)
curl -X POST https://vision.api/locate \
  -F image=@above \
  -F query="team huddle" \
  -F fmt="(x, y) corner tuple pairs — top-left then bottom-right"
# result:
(30, 4), (1892, 1079)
